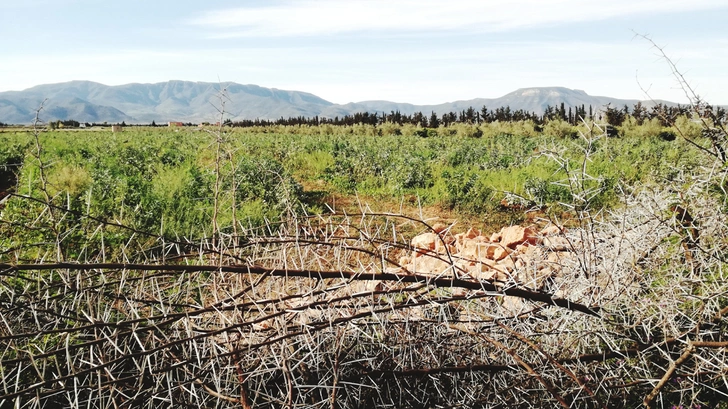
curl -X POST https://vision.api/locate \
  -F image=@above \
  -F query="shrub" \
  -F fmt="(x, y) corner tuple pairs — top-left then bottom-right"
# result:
(542, 119), (578, 138)
(441, 170), (494, 213)
(390, 153), (433, 190)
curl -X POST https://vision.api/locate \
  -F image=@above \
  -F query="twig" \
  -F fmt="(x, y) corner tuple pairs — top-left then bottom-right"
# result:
(643, 342), (695, 409)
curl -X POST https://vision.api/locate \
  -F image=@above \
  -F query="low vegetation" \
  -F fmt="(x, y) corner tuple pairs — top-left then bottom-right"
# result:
(0, 116), (704, 242)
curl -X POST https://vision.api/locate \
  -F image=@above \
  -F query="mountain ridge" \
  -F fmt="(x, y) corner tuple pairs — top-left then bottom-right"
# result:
(0, 81), (677, 124)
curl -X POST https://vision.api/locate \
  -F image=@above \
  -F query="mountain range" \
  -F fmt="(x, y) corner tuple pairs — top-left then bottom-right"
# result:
(0, 80), (672, 124)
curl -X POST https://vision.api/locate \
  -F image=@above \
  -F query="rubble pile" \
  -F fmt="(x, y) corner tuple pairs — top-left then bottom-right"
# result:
(399, 224), (576, 291)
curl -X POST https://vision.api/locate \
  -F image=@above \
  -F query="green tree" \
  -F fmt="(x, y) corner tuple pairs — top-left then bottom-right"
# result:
(428, 111), (440, 128)
(632, 101), (647, 125)
(604, 104), (626, 127)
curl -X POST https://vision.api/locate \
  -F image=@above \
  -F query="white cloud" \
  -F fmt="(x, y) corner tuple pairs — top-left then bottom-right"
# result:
(190, 0), (727, 37)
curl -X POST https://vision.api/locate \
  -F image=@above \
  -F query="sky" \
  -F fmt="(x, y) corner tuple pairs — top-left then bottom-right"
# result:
(1, 0), (727, 105)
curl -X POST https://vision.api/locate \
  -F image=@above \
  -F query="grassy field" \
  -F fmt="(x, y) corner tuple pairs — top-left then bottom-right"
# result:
(0, 119), (704, 248)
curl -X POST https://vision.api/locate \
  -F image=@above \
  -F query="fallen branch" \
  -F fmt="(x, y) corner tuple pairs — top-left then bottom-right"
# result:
(0, 262), (601, 316)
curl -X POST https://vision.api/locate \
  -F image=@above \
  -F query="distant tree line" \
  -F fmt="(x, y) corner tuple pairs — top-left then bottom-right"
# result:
(602, 102), (726, 126)
(34, 101), (727, 130)
(54, 120), (164, 128)
(228, 106), (547, 128)
(226, 101), (726, 129)
(48, 119), (82, 130)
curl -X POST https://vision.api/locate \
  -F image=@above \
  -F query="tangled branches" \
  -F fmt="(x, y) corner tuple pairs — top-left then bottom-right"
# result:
(2, 186), (728, 408)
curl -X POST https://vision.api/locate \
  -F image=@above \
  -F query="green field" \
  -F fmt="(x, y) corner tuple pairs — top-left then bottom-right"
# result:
(0, 119), (705, 251)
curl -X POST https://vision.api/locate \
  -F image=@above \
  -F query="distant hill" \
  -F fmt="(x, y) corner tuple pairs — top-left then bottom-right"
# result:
(0, 81), (676, 124)
(322, 87), (674, 118)
(0, 81), (334, 124)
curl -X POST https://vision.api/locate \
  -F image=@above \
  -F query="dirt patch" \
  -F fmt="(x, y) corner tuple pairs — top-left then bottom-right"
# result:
(296, 179), (558, 238)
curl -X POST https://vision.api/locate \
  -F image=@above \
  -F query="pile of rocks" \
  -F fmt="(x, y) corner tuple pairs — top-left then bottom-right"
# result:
(399, 223), (576, 290)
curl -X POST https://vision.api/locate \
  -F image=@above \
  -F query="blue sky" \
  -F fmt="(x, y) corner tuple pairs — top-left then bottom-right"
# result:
(1, 0), (727, 105)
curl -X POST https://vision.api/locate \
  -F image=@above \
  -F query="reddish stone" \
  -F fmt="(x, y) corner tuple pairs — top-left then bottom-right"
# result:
(411, 232), (437, 256)
(500, 225), (537, 249)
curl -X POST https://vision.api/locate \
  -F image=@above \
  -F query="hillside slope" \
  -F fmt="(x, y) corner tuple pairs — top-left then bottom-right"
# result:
(0, 81), (671, 124)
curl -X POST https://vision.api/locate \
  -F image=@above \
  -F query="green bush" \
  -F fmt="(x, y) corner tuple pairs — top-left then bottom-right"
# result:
(391, 153), (434, 190)
(441, 170), (494, 214)
(543, 119), (578, 138)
